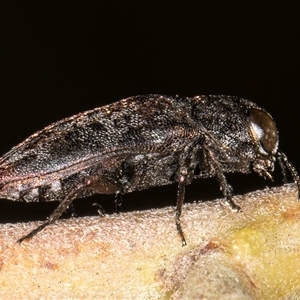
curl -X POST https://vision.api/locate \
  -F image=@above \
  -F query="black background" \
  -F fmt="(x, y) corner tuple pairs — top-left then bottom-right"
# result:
(1, 1), (299, 222)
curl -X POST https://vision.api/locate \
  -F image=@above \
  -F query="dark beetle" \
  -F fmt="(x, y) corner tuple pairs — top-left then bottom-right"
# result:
(0, 95), (299, 244)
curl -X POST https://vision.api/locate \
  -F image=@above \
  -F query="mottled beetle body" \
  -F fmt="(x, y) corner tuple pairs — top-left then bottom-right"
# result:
(0, 95), (299, 243)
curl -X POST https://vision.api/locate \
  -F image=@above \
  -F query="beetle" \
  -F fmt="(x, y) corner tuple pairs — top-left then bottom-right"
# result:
(0, 94), (299, 244)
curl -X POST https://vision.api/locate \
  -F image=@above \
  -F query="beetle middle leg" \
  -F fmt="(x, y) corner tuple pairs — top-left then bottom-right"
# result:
(175, 174), (188, 246)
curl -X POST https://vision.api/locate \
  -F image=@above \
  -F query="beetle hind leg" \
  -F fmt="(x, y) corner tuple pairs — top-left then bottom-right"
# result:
(17, 178), (95, 243)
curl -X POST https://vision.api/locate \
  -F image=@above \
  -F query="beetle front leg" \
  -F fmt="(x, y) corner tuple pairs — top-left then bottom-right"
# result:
(206, 149), (241, 211)
(218, 174), (240, 212)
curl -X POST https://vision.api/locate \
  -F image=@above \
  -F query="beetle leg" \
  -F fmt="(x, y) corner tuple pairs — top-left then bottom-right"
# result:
(17, 179), (94, 243)
(114, 192), (123, 213)
(175, 174), (187, 246)
(66, 203), (77, 218)
(207, 149), (241, 211)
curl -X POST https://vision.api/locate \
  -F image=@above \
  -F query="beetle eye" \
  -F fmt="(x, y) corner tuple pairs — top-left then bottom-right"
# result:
(249, 108), (278, 155)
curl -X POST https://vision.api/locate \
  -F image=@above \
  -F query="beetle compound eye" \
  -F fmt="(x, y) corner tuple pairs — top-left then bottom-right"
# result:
(249, 108), (278, 155)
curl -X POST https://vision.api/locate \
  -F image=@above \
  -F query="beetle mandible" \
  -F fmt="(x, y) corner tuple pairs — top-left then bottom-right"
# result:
(0, 94), (299, 244)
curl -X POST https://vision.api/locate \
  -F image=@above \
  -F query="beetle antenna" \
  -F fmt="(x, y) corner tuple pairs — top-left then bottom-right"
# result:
(277, 150), (300, 200)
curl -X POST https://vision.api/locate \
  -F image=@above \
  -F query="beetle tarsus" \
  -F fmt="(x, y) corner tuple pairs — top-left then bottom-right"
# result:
(17, 222), (50, 244)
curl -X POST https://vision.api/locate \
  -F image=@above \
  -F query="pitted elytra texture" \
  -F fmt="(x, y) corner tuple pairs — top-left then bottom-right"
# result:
(0, 94), (299, 244)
